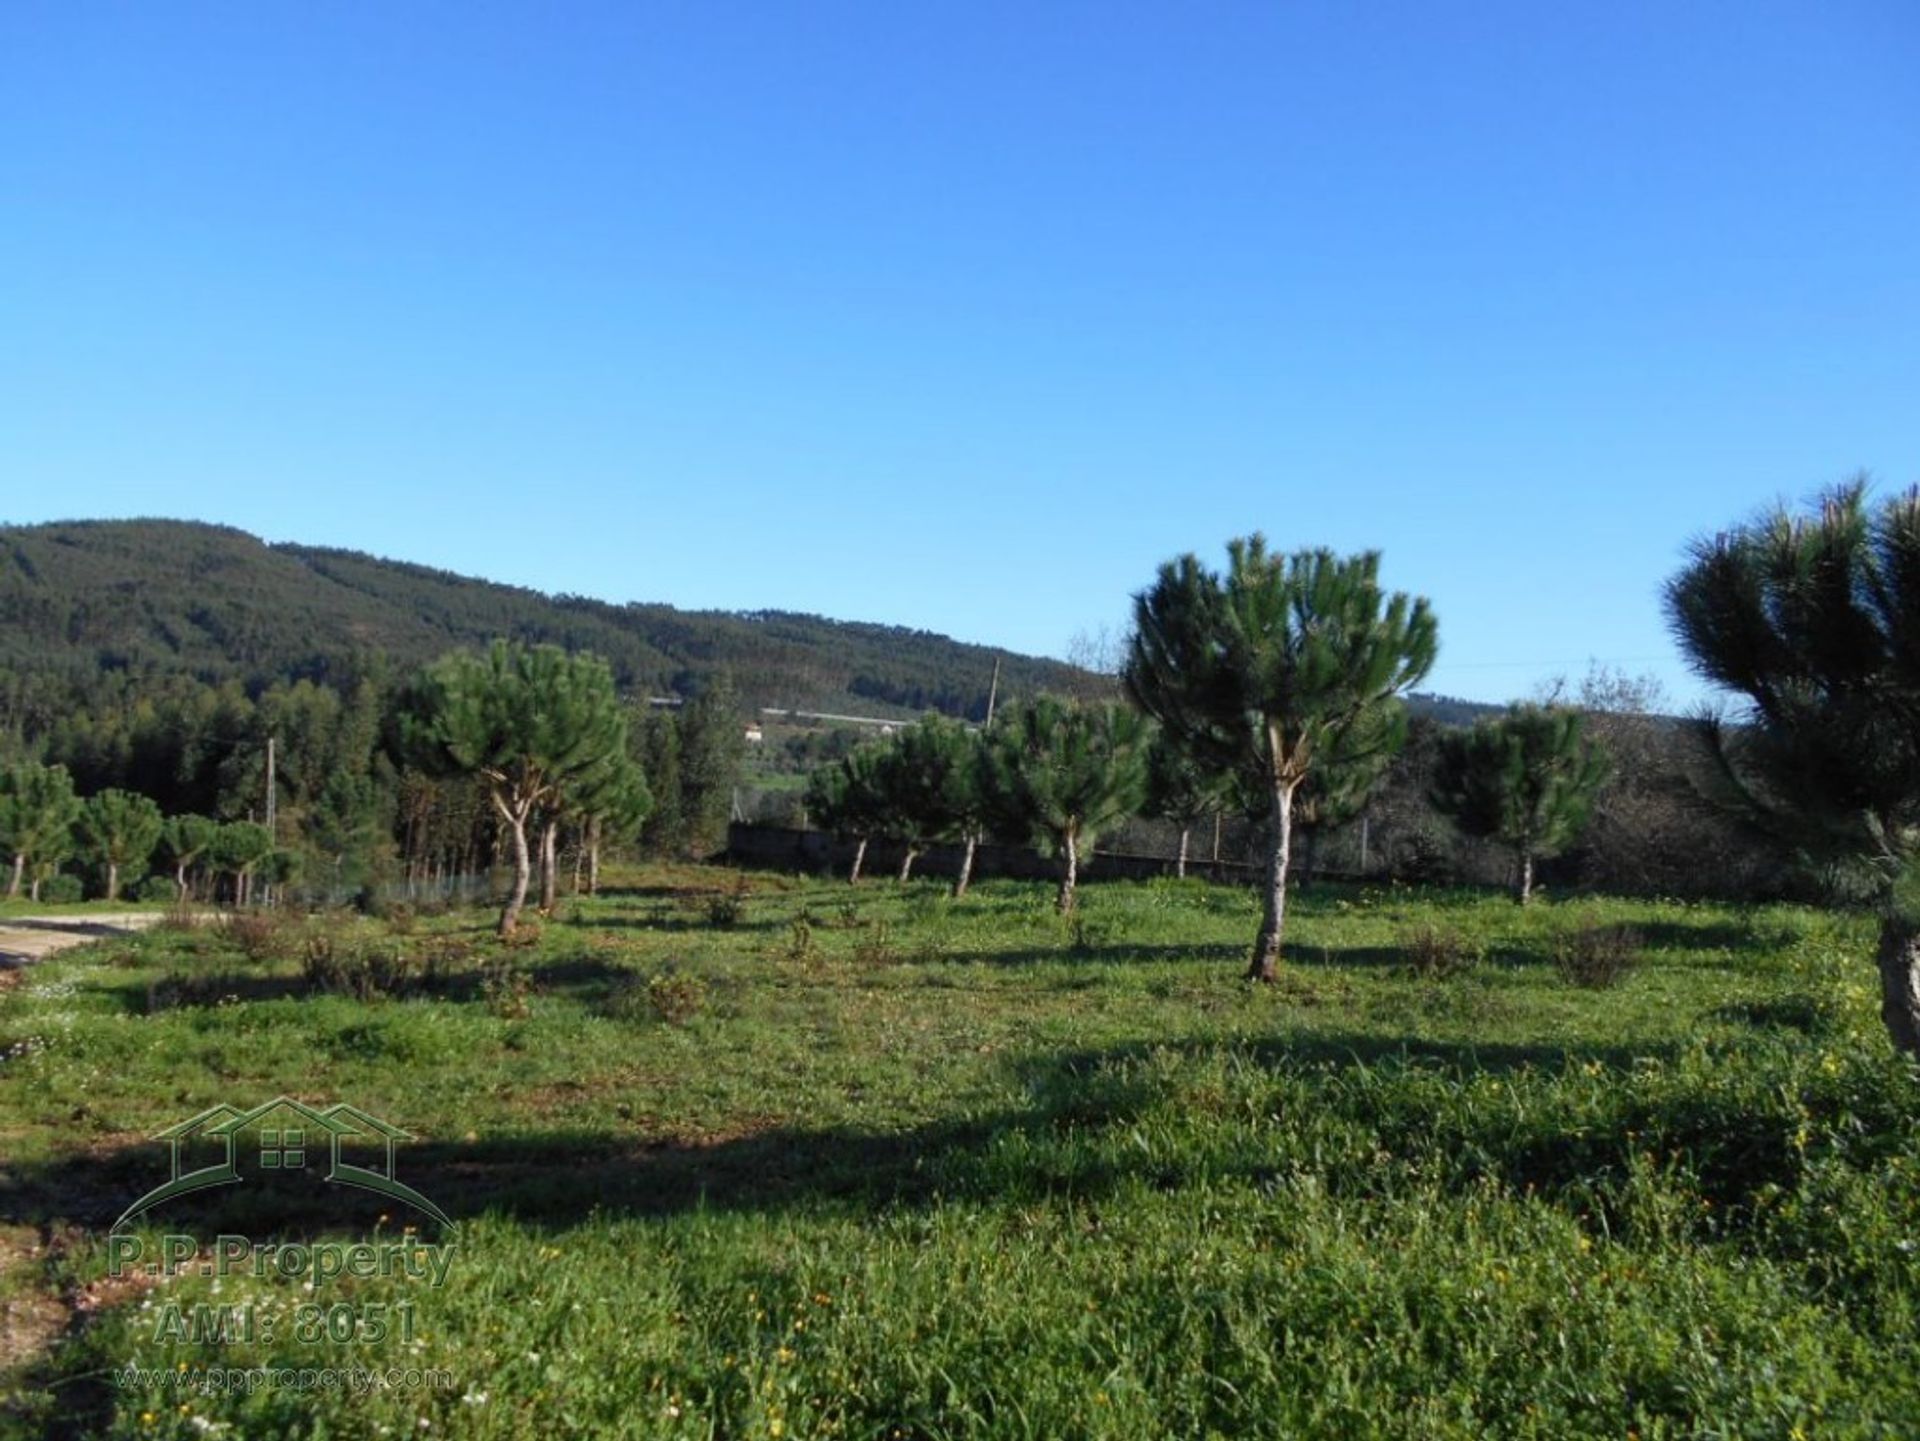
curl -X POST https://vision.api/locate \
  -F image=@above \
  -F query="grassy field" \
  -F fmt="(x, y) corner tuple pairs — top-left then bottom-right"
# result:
(1, 866), (1917, 1439)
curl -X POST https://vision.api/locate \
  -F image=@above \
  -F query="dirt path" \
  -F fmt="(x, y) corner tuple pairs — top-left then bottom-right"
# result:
(0, 912), (164, 969)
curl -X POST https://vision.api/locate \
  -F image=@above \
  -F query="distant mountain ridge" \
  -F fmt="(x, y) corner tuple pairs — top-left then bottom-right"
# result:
(0, 517), (1498, 726)
(0, 518), (1086, 719)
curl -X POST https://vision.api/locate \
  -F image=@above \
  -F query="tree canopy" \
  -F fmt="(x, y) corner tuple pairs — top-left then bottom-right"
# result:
(1666, 479), (1920, 1053)
(1127, 537), (1436, 977)
(398, 640), (629, 935)
(1431, 704), (1608, 903)
(982, 696), (1152, 913)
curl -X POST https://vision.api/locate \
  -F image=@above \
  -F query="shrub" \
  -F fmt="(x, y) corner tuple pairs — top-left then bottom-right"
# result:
(1068, 915), (1118, 953)
(645, 969), (706, 1025)
(1399, 923), (1483, 979)
(705, 890), (745, 929)
(36, 874), (84, 904)
(481, 955), (532, 1019)
(783, 915), (817, 963)
(301, 936), (421, 1000)
(219, 910), (297, 963)
(132, 875), (178, 904)
(152, 902), (208, 935)
(853, 921), (899, 967)
(1554, 922), (1642, 989)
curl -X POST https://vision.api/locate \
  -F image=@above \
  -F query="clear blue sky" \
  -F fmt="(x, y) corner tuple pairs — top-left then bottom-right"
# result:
(4, 2), (1916, 706)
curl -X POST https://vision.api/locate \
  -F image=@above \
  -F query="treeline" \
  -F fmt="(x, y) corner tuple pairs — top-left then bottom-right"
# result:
(0, 657), (746, 909)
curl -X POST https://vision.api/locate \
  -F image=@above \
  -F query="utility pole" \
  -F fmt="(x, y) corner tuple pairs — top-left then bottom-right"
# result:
(264, 736), (277, 841)
(984, 657), (1001, 726)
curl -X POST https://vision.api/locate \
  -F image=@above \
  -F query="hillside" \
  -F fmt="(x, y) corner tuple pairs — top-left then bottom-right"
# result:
(0, 518), (1087, 720)
(0, 519), (1499, 739)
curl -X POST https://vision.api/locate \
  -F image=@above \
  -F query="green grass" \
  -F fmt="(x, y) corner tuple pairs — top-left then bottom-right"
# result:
(1, 867), (1916, 1438)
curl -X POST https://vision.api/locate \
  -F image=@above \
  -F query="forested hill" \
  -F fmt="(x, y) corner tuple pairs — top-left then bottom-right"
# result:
(0, 518), (1085, 724)
(0, 518), (1497, 737)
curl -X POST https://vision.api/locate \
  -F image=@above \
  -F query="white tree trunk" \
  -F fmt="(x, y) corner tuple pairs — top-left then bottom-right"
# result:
(1249, 780), (1294, 981)
(1056, 827), (1080, 914)
(953, 833), (977, 898)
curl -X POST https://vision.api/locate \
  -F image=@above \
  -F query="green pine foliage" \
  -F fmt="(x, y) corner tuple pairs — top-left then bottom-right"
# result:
(398, 641), (629, 935)
(1431, 704), (1610, 904)
(75, 788), (165, 902)
(0, 761), (81, 902)
(1666, 478), (1920, 1055)
(982, 696), (1152, 912)
(1126, 537), (1436, 977)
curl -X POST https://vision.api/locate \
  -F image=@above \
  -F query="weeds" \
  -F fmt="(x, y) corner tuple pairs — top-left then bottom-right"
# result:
(1555, 922), (1643, 989)
(1399, 922), (1484, 979)
(481, 955), (533, 1019)
(217, 909), (296, 962)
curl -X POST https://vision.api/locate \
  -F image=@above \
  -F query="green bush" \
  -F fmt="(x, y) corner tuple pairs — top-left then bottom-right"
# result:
(132, 875), (178, 903)
(35, 874), (84, 903)
(645, 969), (706, 1025)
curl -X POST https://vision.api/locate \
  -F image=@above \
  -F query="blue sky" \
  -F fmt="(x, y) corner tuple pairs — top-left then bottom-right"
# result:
(3, 2), (1916, 706)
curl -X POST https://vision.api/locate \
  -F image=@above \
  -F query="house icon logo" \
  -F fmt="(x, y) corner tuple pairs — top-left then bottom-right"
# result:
(114, 1096), (452, 1232)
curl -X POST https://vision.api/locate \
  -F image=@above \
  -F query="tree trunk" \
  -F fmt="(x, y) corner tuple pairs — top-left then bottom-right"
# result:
(1516, 850), (1534, 906)
(106, 861), (121, 904)
(30, 873), (42, 903)
(497, 800), (533, 938)
(848, 835), (868, 885)
(175, 862), (190, 903)
(571, 834), (584, 896)
(588, 818), (602, 897)
(539, 820), (559, 914)
(1876, 914), (1920, 1058)
(898, 845), (919, 884)
(953, 832), (977, 898)
(1248, 780), (1295, 981)
(9, 852), (24, 899)
(1057, 827), (1079, 914)
(1176, 826), (1190, 880)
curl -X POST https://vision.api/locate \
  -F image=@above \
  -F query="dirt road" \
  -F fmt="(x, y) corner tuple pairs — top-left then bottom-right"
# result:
(0, 913), (165, 968)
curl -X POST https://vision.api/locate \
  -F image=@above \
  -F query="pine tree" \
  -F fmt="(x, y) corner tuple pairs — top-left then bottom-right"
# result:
(77, 788), (165, 902)
(1431, 705), (1608, 903)
(1126, 538), (1436, 978)
(160, 814), (221, 902)
(210, 821), (275, 907)
(635, 708), (685, 857)
(397, 641), (627, 936)
(876, 714), (990, 887)
(805, 743), (893, 884)
(982, 696), (1151, 913)
(1143, 734), (1235, 879)
(1665, 480), (1920, 1054)
(676, 673), (747, 859)
(0, 762), (82, 901)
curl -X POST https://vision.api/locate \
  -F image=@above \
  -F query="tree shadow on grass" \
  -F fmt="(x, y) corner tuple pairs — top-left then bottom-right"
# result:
(7, 1020), (1838, 1441)
(0, 1027), (1691, 1238)
(935, 941), (1248, 968)
(578, 914), (782, 935)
